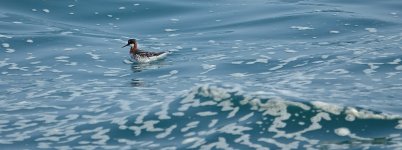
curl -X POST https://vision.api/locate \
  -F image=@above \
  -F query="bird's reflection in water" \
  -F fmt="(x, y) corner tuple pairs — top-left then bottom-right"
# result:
(131, 62), (163, 73)
(130, 79), (144, 87)
(129, 60), (171, 87)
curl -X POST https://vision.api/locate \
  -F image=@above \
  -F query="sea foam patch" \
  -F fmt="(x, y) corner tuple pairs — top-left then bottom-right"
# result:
(84, 85), (402, 149)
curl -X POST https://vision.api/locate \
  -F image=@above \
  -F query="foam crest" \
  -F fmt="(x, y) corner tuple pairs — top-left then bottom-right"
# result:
(111, 85), (402, 149)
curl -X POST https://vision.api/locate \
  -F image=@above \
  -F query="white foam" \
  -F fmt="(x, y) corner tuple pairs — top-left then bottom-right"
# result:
(0, 34), (12, 38)
(388, 58), (401, 65)
(363, 63), (381, 75)
(155, 100), (172, 120)
(181, 121), (199, 132)
(284, 49), (297, 53)
(33, 66), (51, 72)
(312, 101), (343, 115)
(396, 120), (402, 129)
(220, 123), (252, 135)
(55, 56), (69, 60)
(142, 120), (164, 132)
(365, 28), (377, 33)
(196, 111), (217, 116)
(164, 29), (178, 32)
(334, 127), (351, 136)
(326, 69), (349, 75)
(43, 9), (50, 13)
(64, 48), (76, 51)
(234, 135), (268, 150)
(200, 137), (233, 150)
(2, 43), (10, 48)
(290, 26), (314, 30)
(258, 138), (299, 150)
(170, 70), (178, 74)
(330, 30), (340, 34)
(201, 64), (216, 74)
(182, 137), (206, 148)
(158, 70), (178, 78)
(208, 119), (218, 128)
(5, 48), (15, 53)
(65, 62), (77, 66)
(239, 112), (254, 122)
(201, 64), (215, 70)
(91, 128), (110, 145)
(230, 73), (249, 77)
(246, 58), (268, 64)
(37, 142), (51, 148)
(231, 61), (243, 64)
(269, 55), (306, 71)
(55, 75), (72, 79)
(8, 63), (28, 71)
(61, 32), (73, 35)
(321, 55), (329, 59)
(227, 107), (239, 118)
(156, 125), (176, 139)
(345, 107), (399, 120)
(86, 52), (101, 60)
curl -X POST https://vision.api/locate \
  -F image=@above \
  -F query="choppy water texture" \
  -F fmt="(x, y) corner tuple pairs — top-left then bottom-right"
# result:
(1, 0), (402, 149)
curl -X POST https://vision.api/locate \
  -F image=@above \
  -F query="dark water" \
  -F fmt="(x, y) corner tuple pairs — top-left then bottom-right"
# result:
(1, 0), (402, 149)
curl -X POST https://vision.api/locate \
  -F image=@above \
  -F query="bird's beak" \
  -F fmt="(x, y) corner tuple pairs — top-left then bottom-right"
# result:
(122, 43), (129, 48)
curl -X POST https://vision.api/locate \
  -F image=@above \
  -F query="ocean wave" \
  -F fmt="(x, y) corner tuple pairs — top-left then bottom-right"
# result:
(120, 85), (402, 149)
(110, 85), (402, 149)
(2, 84), (400, 149)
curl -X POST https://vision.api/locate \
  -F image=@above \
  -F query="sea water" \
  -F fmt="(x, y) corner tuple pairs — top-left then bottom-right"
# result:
(1, 0), (402, 149)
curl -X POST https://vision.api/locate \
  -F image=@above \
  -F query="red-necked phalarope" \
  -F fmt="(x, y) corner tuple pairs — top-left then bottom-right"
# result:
(122, 39), (168, 63)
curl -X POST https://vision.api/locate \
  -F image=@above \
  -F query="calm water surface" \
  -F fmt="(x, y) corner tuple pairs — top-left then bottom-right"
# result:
(1, 0), (402, 149)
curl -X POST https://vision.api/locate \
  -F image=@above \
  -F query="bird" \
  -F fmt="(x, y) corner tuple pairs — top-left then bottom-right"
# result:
(122, 39), (168, 63)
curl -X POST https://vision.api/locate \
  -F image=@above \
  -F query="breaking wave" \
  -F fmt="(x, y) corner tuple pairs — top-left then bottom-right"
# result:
(121, 85), (402, 149)
(2, 85), (398, 149)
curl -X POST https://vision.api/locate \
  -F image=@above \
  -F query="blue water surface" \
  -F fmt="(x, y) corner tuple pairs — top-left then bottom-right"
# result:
(1, 0), (402, 149)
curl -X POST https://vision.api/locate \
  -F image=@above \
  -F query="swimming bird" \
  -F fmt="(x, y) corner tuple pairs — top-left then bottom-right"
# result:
(122, 39), (168, 63)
